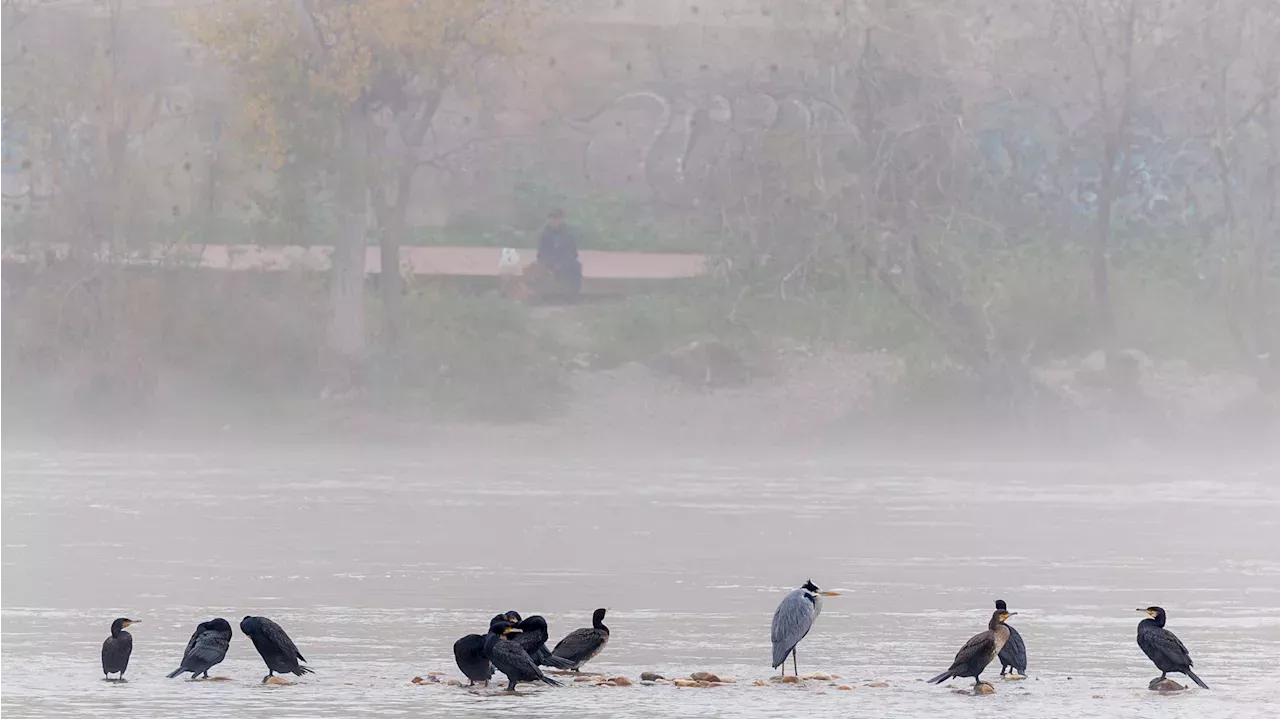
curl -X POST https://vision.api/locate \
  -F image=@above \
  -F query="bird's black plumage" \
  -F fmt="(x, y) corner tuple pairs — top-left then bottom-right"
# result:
(167, 618), (233, 679)
(101, 618), (137, 679)
(994, 600), (1027, 675)
(483, 621), (563, 692)
(928, 609), (1014, 687)
(551, 608), (610, 671)
(240, 615), (314, 683)
(509, 615), (575, 669)
(1136, 607), (1208, 689)
(453, 633), (494, 686)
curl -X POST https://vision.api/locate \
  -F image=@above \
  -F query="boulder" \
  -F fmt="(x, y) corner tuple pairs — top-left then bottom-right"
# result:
(973, 682), (996, 696)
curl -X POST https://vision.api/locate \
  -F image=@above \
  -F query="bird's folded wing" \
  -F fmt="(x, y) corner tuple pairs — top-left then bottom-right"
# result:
(552, 629), (596, 657)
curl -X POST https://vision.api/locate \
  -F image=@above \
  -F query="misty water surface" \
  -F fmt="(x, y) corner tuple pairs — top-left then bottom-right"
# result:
(3, 449), (1278, 718)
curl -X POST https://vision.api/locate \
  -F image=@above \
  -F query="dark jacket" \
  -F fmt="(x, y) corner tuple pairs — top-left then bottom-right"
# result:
(537, 225), (579, 270)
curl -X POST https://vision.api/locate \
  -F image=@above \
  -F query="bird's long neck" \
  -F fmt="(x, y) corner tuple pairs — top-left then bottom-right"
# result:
(1153, 613), (1166, 628)
(593, 615), (608, 632)
(810, 592), (824, 617)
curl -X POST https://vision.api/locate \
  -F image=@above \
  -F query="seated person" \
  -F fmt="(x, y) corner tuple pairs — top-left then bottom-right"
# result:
(534, 208), (582, 301)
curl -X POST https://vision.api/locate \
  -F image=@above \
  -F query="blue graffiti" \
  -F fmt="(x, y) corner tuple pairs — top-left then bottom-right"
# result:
(973, 100), (1221, 236)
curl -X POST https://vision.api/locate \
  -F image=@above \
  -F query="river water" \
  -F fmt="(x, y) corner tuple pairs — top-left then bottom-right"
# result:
(2, 448), (1277, 718)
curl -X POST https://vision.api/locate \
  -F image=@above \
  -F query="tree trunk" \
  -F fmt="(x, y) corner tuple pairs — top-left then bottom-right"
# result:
(325, 105), (370, 392)
(372, 91), (441, 353)
(375, 180), (408, 351)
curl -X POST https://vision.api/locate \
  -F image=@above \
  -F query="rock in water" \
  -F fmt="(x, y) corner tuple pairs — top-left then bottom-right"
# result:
(690, 672), (721, 682)
(781, 675), (803, 684)
(1003, 673), (1027, 680)
(265, 676), (293, 686)
(611, 677), (633, 686)
(673, 679), (699, 687)
(973, 683), (996, 696)
(837, 685), (853, 691)
(865, 682), (889, 688)
(640, 672), (664, 681)
(1150, 679), (1186, 693)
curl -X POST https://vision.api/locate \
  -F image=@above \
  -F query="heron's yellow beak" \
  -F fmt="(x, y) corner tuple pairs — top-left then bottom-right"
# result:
(819, 591), (841, 597)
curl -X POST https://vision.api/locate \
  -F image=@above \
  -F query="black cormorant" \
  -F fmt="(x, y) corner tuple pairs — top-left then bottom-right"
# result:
(551, 608), (610, 671)
(508, 615), (575, 669)
(454, 618), (502, 686)
(483, 621), (563, 692)
(1136, 606), (1208, 689)
(101, 618), (138, 680)
(928, 609), (1015, 688)
(240, 616), (314, 683)
(994, 600), (1027, 676)
(167, 618), (233, 679)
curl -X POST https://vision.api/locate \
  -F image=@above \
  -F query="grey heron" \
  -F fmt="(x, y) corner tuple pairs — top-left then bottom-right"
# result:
(994, 599), (1027, 676)
(771, 579), (840, 676)
(927, 608), (1015, 689)
(1136, 606), (1208, 689)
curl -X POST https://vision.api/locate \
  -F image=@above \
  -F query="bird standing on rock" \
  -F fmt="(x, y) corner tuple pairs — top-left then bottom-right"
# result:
(928, 608), (1015, 690)
(771, 579), (840, 676)
(483, 621), (563, 692)
(240, 616), (314, 683)
(508, 614), (576, 669)
(994, 599), (1027, 677)
(167, 618), (233, 679)
(1136, 606), (1208, 689)
(552, 608), (611, 671)
(454, 616), (506, 686)
(102, 618), (139, 680)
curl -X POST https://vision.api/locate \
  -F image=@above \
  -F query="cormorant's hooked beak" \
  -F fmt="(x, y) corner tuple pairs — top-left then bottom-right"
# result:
(502, 627), (524, 635)
(123, 620), (139, 627)
(818, 591), (841, 597)
(1136, 608), (1157, 617)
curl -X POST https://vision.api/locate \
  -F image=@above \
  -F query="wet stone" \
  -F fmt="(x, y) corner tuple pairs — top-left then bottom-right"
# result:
(611, 676), (633, 686)
(265, 676), (293, 686)
(781, 675), (802, 684)
(690, 672), (721, 683)
(640, 672), (664, 681)
(865, 682), (889, 688)
(673, 679), (699, 687)
(1003, 673), (1027, 680)
(973, 683), (996, 696)
(1150, 679), (1186, 693)
(803, 672), (831, 681)
(837, 685), (853, 691)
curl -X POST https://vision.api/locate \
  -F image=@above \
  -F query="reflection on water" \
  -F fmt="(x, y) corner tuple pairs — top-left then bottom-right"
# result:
(3, 450), (1279, 718)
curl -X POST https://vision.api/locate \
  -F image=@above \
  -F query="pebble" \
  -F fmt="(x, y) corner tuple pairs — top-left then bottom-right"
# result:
(640, 672), (664, 681)
(865, 682), (889, 688)
(974, 683), (996, 696)
(753, 680), (768, 687)
(837, 685), (853, 691)
(1003, 674), (1027, 680)
(265, 676), (293, 686)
